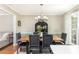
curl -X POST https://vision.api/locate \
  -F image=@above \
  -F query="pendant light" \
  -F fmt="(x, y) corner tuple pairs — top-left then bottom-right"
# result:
(35, 4), (48, 22)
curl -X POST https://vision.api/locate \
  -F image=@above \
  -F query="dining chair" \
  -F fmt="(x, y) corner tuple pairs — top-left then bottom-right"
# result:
(28, 34), (40, 54)
(61, 33), (67, 44)
(33, 32), (38, 34)
(43, 32), (48, 34)
(42, 34), (53, 54)
(16, 32), (27, 54)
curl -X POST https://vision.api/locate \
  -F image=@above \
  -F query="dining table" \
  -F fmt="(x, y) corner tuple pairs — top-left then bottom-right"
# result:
(18, 34), (29, 42)
(53, 35), (64, 43)
(17, 34), (64, 54)
(18, 35), (63, 43)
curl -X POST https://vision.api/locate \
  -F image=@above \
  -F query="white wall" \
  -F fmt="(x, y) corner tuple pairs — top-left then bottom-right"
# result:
(64, 14), (72, 44)
(64, 5), (79, 44)
(77, 12), (79, 45)
(48, 15), (64, 34)
(0, 5), (19, 46)
(0, 15), (13, 32)
(17, 15), (64, 34)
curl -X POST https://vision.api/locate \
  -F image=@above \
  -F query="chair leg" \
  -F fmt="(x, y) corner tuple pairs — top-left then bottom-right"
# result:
(26, 42), (29, 54)
(49, 47), (53, 54)
(17, 44), (19, 54)
(17, 47), (18, 54)
(39, 46), (42, 53)
(26, 45), (29, 54)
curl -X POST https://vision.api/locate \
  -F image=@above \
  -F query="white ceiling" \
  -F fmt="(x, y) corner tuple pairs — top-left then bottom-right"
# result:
(6, 4), (77, 15)
(0, 9), (9, 15)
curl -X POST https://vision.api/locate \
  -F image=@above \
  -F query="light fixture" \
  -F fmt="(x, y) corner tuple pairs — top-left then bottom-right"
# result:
(35, 4), (48, 21)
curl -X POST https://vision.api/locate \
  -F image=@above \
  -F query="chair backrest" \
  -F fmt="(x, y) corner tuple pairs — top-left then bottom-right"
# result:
(16, 32), (21, 40)
(43, 32), (48, 35)
(61, 33), (67, 44)
(43, 34), (53, 47)
(29, 35), (40, 47)
(33, 32), (38, 34)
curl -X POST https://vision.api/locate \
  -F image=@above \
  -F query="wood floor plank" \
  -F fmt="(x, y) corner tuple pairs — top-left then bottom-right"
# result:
(0, 44), (16, 54)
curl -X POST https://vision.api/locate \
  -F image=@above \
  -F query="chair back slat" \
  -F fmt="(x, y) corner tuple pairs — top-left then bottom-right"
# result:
(61, 33), (67, 44)
(29, 35), (39, 47)
(43, 34), (53, 47)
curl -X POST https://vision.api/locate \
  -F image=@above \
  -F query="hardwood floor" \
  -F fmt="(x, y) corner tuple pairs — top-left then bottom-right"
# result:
(0, 44), (16, 54)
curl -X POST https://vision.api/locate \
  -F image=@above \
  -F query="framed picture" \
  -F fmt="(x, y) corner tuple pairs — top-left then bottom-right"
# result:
(18, 20), (21, 26)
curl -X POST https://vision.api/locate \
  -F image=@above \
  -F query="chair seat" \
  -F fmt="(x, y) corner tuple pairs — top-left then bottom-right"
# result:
(29, 46), (40, 54)
(30, 47), (39, 50)
(19, 42), (27, 46)
(30, 50), (40, 54)
(42, 47), (52, 54)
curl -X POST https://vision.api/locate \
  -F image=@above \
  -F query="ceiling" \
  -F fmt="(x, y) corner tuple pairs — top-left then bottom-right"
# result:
(6, 4), (77, 15)
(0, 9), (9, 15)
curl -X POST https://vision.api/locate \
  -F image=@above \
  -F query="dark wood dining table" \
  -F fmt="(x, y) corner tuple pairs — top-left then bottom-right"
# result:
(18, 35), (63, 43)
